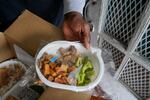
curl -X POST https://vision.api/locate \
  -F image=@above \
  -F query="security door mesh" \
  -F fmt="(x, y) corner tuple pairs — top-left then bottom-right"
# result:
(136, 25), (150, 61)
(102, 40), (125, 69)
(104, 0), (148, 47)
(119, 59), (150, 99)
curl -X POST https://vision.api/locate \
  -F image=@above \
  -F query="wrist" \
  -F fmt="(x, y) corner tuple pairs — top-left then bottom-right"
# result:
(64, 11), (83, 20)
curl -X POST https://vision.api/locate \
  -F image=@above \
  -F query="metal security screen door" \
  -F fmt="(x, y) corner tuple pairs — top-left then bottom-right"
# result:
(85, 0), (150, 99)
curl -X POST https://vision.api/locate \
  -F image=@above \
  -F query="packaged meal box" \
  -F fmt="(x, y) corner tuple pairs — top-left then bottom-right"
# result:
(35, 41), (104, 92)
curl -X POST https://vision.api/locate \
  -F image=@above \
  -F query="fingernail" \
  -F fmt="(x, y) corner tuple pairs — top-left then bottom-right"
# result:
(86, 43), (90, 49)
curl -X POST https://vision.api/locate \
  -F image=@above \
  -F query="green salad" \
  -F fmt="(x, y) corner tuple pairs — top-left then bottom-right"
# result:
(75, 56), (95, 86)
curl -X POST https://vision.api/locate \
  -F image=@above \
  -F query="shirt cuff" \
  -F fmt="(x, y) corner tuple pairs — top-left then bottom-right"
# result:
(64, 0), (86, 14)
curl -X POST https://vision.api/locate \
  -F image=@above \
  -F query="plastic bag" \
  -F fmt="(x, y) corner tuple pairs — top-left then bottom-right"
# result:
(92, 49), (137, 100)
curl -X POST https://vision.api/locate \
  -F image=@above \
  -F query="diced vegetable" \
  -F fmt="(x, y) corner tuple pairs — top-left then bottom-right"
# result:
(77, 73), (86, 85)
(75, 56), (83, 67)
(85, 70), (95, 78)
(76, 56), (95, 86)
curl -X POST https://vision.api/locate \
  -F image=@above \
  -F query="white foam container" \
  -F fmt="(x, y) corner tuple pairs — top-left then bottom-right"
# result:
(35, 41), (104, 92)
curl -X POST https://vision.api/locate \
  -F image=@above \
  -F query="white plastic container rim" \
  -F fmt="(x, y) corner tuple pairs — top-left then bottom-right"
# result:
(35, 41), (104, 92)
(0, 59), (27, 71)
(0, 59), (27, 99)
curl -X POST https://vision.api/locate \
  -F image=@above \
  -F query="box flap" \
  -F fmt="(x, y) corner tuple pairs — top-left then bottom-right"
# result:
(38, 88), (92, 100)
(4, 10), (64, 56)
(0, 32), (15, 62)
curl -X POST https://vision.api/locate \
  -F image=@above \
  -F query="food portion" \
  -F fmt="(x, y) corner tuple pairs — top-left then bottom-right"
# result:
(38, 45), (95, 86)
(76, 57), (95, 86)
(6, 95), (17, 100)
(0, 63), (25, 96)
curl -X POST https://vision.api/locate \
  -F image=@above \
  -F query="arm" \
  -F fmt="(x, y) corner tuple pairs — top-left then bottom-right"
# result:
(63, 0), (90, 49)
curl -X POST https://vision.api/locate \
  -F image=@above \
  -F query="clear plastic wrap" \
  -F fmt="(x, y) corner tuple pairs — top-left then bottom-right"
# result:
(92, 49), (137, 100)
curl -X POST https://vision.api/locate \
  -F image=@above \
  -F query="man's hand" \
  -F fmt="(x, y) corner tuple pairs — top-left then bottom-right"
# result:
(62, 11), (90, 49)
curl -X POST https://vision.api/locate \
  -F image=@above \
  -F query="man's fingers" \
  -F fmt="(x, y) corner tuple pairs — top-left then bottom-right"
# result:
(81, 23), (91, 49)
(63, 22), (83, 41)
(62, 11), (91, 47)
(80, 34), (90, 49)
(70, 21), (82, 40)
(63, 23), (77, 41)
(71, 22), (82, 33)
(83, 36), (90, 49)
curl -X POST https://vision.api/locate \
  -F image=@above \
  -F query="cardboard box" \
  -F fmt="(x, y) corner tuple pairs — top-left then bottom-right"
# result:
(39, 88), (92, 100)
(0, 10), (91, 100)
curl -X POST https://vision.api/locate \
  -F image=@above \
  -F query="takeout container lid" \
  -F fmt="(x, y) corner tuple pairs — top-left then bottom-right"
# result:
(35, 41), (104, 92)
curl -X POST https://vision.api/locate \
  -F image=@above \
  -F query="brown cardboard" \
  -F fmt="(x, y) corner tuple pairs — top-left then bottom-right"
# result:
(39, 88), (92, 100)
(4, 10), (64, 56)
(0, 32), (14, 62)
(0, 10), (91, 100)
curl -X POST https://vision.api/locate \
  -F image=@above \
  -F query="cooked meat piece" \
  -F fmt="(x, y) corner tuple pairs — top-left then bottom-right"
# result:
(67, 61), (74, 67)
(70, 55), (77, 64)
(61, 77), (68, 84)
(54, 76), (68, 84)
(68, 45), (77, 55)
(0, 68), (9, 87)
(49, 62), (57, 69)
(11, 68), (24, 81)
(67, 66), (76, 73)
(57, 75), (62, 78)
(51, 71), (57, 77)
(58, 47), (65, 55)
(57, 72), (68, 77)
(63, 55), (72, 64)
(48, 76), (54, 81)
(56, 64), (68, 74)
(39, 52), (49, 70)
(39, 45), (82, 85)
(42, 52), (48, 60)
(34, 79), (43, 85)
(56, 45), (79, 65)
(46, 54), (54, 61)
(44, 64), (51, 75)
(6, 95), (17, 100)
(38, 59), (43, 69)
(55, 66), (60, 72)
(62, 51), (71, 57)
(10, 65), (25, 81)
(56, 57), (63, 64)
(54, 77), (63, 84)
(61, 72), (68, 77)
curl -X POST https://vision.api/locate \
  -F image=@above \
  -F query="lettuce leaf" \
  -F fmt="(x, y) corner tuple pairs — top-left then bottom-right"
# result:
(76, 56), (95, 86)
(75, 56), (83, 67)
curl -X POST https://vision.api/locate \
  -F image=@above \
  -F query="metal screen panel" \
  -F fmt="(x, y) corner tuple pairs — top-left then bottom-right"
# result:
(102, 40), (125, 69)
(136, 24), (150, 61)
(85, 0), (150, 99)
(104, 0), (148, 47)
(119, 59), (150, 99)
